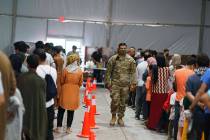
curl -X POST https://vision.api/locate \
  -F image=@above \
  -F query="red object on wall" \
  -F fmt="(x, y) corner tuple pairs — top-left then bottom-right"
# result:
(59, 16), (65, 22)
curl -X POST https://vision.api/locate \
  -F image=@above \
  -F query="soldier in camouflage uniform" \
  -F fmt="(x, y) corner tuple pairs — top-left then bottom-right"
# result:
(105, 43), (136, 126)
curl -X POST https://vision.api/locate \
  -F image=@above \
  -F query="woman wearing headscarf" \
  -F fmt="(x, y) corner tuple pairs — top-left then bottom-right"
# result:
(147, 53), (170, 129)
(144, 57), (157, 120)
(9, 52), (27, 79)
(55, 54), (83, 133)
(168, 54), (182, 90)
(0, 51), (16, 140)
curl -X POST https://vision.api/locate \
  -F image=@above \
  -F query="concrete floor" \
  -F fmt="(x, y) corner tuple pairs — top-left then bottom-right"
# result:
(54, 88), (167, 140)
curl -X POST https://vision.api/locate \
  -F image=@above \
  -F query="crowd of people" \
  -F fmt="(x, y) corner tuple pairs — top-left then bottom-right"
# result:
(105, 43), (210, 140)
(0, 41), (83, 140)
(1, 41), (210, 140)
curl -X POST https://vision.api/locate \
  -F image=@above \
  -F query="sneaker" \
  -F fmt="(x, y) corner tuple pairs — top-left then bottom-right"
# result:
(66, 128), (72, 134)
(54, 127), (62, 133)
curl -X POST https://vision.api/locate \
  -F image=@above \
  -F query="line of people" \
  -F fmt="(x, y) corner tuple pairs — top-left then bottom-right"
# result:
(104, 43), (210, 140)
(0, 41), (83, 140)
(125, 47), (210, 140)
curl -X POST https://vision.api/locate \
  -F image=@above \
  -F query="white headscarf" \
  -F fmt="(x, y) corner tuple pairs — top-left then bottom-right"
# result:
(66, 61), (79, 73)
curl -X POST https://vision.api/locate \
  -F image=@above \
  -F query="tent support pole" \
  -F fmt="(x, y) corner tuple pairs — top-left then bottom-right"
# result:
(106, 0), (113, 48)
(10, 0), (17, 53)
(198, 0), (207, 54)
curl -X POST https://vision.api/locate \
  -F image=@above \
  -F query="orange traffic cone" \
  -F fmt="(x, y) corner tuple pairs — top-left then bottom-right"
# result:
(83, 89), (89, 104)
(86, 94), (92, 106)
(89, 131), (96, 140)
(88, 84), (93, 93)
(77, 106), (91, 138)
(83, 78), (91, 105)
(92, 95), (100, 115)
(92, 78), (97, 91)
(87, 78), (92, 92)
(90, 98), (99, 129)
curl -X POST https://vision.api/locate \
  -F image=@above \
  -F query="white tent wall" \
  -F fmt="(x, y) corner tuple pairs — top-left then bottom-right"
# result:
(205, 1), (210, 25)
(0, 0), (13, 14)
(48, 20), (83, 37)
(17, 0), (110, 21)
(203, 28), (210, 54)
(0, 16), (12, 53)
(112, 0), (201, 24)
(110, 25), (199, 55)
(14, 17), (47, 42)
(47, 20), (107, 47)
(202, 1), (210, 55)
(84, 23), (107, 47)
(0, 0), (13, 53)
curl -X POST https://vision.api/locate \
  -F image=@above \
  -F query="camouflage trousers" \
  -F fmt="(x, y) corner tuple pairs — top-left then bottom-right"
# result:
(110, 84), (129, 118)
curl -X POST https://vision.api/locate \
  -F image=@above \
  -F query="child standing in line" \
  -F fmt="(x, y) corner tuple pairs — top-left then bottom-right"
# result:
(145, 69), (152, 122)
(156, 89), (174, 133)
(168, 90), (177, 139)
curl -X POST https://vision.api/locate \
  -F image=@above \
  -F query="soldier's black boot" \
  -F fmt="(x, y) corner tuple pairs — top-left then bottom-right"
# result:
(110, 114), (117, 126)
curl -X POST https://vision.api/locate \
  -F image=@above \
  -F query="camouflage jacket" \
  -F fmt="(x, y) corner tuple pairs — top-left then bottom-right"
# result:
(105, 54), (136, 87)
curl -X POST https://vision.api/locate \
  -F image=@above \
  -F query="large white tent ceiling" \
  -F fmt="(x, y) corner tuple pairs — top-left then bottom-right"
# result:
(17, 0), (110, 21)
(112, 0), (201, 24)
(15, 0), (202, 24)
(0, 0), (209, 55)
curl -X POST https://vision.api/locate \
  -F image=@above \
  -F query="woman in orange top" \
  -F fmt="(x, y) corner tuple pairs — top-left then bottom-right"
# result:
(145, 57), (156, 122)
(53, 46), (64, 106)
(55, 54), (83, 133)
(145, 70), (152, 102)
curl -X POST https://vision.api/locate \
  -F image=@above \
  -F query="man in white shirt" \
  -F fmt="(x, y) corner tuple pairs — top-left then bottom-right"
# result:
(34, 49), (57, 140)
(135, 51), (150, 120)
(46, 52), (55, 67)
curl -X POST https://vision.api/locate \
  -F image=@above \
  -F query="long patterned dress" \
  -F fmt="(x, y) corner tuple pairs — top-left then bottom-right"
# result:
(147, 67), (170, 129)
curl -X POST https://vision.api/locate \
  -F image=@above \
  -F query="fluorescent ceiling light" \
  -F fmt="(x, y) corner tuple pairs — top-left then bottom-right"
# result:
(144, 24), (169, 27)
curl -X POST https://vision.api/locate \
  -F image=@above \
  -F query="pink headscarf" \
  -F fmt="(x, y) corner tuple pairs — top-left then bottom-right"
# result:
(147, 57), (157, 66)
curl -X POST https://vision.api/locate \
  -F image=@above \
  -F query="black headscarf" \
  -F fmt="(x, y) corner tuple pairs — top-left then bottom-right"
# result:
(9, 52), (26, 78)
(152, 53), (166, 84)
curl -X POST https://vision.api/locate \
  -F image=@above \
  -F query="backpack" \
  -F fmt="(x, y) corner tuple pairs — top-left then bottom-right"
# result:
(45, 74), (57, 101)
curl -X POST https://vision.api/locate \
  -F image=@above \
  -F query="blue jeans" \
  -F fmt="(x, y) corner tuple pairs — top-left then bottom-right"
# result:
(188, 107), (205, 140)
(204, 113), (210, 140)
(135, 85), (146, 119)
